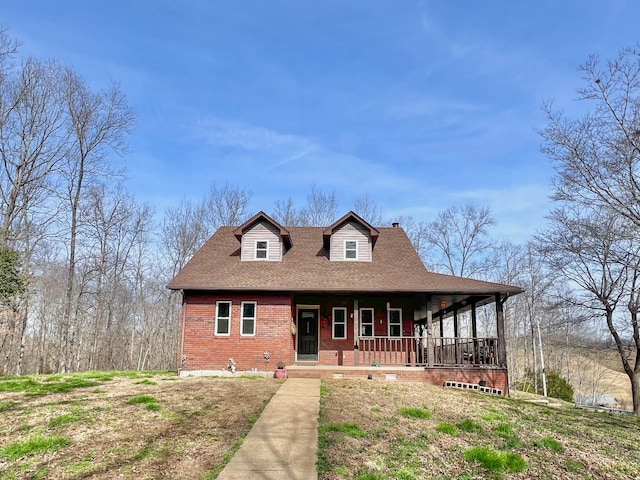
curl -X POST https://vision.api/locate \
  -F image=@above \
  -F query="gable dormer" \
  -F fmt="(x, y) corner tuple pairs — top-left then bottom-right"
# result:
(323, 211), (379, 262)
(233, 211), (292, 261)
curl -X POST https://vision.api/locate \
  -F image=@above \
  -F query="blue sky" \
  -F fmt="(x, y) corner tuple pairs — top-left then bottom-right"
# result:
(2, 1), (639, 243)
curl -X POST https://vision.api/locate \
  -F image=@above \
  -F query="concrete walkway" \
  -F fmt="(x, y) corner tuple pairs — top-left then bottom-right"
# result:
(216, 378), (321, 480)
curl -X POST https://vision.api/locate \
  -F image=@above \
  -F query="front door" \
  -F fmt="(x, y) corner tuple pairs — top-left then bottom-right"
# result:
(297, 308), (318, 360)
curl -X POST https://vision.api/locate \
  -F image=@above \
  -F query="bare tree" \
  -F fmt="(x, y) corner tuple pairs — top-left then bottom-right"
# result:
(540, 47), (640, 228)
(538, 206), (639, 411)
(272, 197), (306, 226)
(204, 183), (252, 228)
(302, 185), (337, 226)
(160, 199), (209, 277)
(0, 58), (68, 246)
(353, 193), (383, 225)
(57, 70), (133, 372)
(540, 46), (640, 414)
(424, 204), (496, 278)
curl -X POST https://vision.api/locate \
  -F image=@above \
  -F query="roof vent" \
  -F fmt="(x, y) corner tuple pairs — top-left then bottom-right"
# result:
(392, 222), (400, 228)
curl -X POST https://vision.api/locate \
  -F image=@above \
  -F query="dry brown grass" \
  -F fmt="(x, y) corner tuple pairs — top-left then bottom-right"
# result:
(3, 372), (640, 480)
(318, 379), (640, 480)
(0, 372), (280, 479)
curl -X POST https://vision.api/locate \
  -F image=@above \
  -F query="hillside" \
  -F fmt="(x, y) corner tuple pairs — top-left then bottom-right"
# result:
(1, 372), (639, 479)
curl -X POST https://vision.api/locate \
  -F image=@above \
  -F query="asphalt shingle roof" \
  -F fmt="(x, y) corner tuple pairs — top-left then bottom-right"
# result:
(167, 225), (523, 295)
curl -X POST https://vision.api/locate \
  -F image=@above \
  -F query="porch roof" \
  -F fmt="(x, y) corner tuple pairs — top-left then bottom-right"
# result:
(168, 225), (522, 297)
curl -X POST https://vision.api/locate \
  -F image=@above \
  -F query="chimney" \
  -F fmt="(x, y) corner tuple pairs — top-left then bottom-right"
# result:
(392, 222), (399, 228)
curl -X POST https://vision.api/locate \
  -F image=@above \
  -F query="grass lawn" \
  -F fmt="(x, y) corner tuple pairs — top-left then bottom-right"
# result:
(0, 371), (279, 479)
(318, 379), (640, 480)
(2, 372), (639, 479)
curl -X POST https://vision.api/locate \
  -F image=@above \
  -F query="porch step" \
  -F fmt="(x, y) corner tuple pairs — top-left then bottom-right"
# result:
(443, 380), (503, 396)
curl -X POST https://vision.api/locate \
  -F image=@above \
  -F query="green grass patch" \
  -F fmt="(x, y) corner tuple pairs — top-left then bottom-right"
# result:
(565, 459), (585, 473)
(0, 400), (17, 412)
(320, 422), (367, 438)
(436, 422), (459, 436)
(464, 446), (526, 473)
(492, 422), (515, 438)
(135, 379), (157, 385)
(533, 436), (564, 452)
(48, 412), (83, 428)
(354, 469), (388, 479)
(65, 460), (100, 476)
(481, 410), (507, 421)
(145, 402), (161, 411)
(398, 407), (431, 419)
(0, 435), (71, 460)
(457, 418), (482, 432)
(127, 395), (158, 405)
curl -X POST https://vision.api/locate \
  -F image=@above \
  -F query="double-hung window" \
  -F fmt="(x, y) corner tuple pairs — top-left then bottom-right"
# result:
(345, 240), (357, 260)
(332, 307), (347, 339)
(215, 301), (231, 336)
(241, 302), (257, 336)
(360, 308), (374, 337)
(388, 308), (402, 337)
(255, 241), (268, 260)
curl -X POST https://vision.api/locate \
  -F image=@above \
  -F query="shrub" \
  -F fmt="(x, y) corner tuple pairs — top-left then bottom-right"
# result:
(519, 369), (574, 402)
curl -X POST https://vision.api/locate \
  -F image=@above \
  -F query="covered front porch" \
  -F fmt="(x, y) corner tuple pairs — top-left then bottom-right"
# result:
(291, 290), (514, 393)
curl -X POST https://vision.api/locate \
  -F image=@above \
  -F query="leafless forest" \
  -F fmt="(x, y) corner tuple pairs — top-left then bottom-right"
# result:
(1, 30), (639, 412)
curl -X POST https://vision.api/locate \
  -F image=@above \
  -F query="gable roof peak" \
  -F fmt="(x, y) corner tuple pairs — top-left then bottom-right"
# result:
(232, 211), (293, 247)
(323, 210), (380, 246)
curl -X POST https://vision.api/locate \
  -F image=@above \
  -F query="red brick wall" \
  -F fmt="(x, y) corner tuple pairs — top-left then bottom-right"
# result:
(317, 296), (415, 360)
(180, 292), (295, 372)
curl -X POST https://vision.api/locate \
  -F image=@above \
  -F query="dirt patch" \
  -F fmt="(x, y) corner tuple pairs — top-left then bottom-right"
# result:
(0, 374), (280, 479)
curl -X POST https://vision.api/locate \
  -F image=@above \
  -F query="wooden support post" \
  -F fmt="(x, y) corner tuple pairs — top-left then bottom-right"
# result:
(426, 295), (433, 366)
(495, 293), (507, 368)
(453, 309), (459, 363)
(354, 299), (359, 366)
(471, 301), (478, 364)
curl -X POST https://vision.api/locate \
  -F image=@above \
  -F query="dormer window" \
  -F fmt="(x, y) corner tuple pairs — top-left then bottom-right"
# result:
(324, 211), (379, 262)
(345, 240), (357, 260)
(233, 211), (292, 262)
(255, 241), (268, 259)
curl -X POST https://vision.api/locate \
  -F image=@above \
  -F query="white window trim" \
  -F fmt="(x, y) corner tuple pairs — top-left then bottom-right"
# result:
(344, 240), (358, 260)
(388, 307), (402, 337)
(241, 301), (257, 336)
(360, 308), (374, 337)
(215, 301), (232, 336)
(255, 240), (269, 260)
(332, 307), (347, 339)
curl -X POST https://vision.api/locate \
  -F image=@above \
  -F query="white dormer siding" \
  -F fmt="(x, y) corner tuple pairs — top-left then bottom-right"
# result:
(241, 220), (282, 261)
(329, 221), (372, 261)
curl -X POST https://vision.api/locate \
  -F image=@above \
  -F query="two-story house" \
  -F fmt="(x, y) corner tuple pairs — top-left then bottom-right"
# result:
(168, 211), (522, 393)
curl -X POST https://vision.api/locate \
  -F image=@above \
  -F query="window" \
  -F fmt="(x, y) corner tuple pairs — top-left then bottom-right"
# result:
(360, 308), (374, 337)
(332, 307), (347, 339)
(215, 301), (231, 336)
(255, 240), (268, 259)
(345, 240), (357, 260)
(241, 302), (257, 336)
(388, 308), (402, 337)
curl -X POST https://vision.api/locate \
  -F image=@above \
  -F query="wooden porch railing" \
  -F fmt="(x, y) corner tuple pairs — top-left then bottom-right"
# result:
(357, 336), (501, 367)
